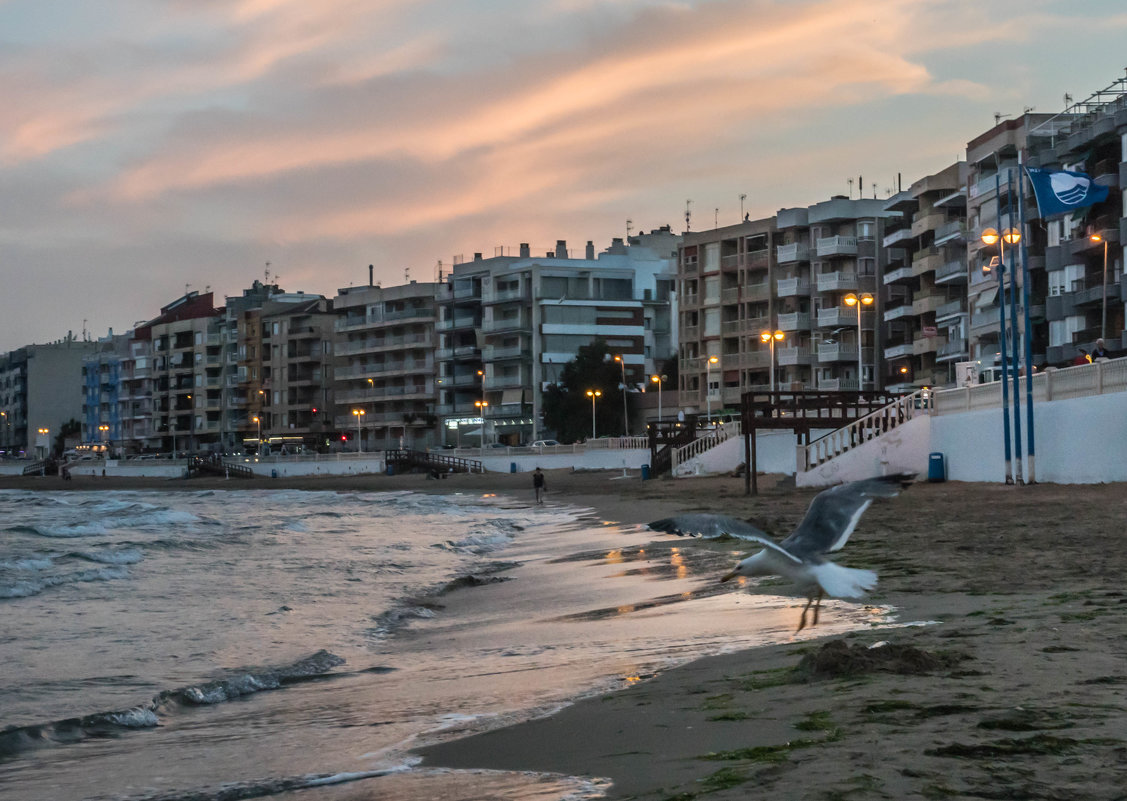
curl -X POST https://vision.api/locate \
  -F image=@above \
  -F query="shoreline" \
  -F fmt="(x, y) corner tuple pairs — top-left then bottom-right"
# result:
(7, 471), (1127, 798)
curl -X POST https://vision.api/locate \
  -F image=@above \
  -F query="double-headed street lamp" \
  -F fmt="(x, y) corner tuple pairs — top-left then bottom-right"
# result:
(760, 330), (785, 392)
(352, 408), (365, 452)
(650, 374), (666, 423)
(586, 389), (601, 440)
(843, 292), (874, 390)
(1090, 232), (1110, 340)
(614, 354), (629, 437)
(982, 224), (1023, 484)
(475, 400), (489, 448)
(704, 356), (719, 425)
(98, 424), (110, 457)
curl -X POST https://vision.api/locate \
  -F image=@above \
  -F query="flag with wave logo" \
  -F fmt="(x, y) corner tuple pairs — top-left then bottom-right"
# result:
(1025, 167), (1109, 219)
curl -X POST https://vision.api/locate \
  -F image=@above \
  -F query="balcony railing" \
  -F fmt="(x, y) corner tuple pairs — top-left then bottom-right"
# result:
(776, 278), (810, 297)
(815, 236), (858, 258)
(815, 272), (859, 293)
(777, 311), (811, 331)
(776, 243), (810, 263)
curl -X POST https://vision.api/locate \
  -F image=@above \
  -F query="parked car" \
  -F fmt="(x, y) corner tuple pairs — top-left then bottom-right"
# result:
(530, 439), (560, 448)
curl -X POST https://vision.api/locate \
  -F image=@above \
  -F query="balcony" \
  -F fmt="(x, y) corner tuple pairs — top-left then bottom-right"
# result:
(777, 346), (815, 366)
(776, 243), (810, 263)
(910, 211), (946, 238)
(912, 294), (946, 315)
(911, 249), (944, 277)
(815, 236), (858, 258)
(884, 342), (914, 360)
(815, 271), (859, 293)
(883, 265), (913, 285)
(933, 219), (967, 245)
(883, 304), (915, 323)
(777, 311), (811, 331)
(882, 227), (914, 248)
(816, 306), (854, 328)
(935, 259), (967, 283)
(937, 340), (969, 361)
(483, 315), (531, 334)
(484, 344), (526, 361)
(935, 299), (965, 321)
(483, 286), (530, 304)
(776, 278), (811, 297)
(818, 343), (854, 362)
(913, 335), (945, 355)
(744, 281), (771, 302)
(738, 351), (771, 369)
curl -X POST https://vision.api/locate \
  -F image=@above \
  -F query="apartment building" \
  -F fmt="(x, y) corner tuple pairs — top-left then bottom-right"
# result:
(1025, 83), (1126, 364)
(679, 198), (899, 411)
(880, 162), (968, 392)
(138, 292), (223, 454)
(238, 294), (334, 453)
(0, 337), (98, 457)
(435, 230), (678, 445)
(333, 279), (438, 452)
(81, 331), (131, 455)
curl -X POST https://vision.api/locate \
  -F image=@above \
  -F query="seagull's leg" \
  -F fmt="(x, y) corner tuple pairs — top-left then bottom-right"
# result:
(811, 589), (824, 627)
(796, 595), (815, 633)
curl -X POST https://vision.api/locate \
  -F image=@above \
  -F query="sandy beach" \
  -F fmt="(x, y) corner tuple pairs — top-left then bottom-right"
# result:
(6, 468), (1127, 799)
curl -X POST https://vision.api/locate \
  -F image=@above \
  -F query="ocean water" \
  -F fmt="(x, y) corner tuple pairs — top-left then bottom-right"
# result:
(0, 488), (893, 801)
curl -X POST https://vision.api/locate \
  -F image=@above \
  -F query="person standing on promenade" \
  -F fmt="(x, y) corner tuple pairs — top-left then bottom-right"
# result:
(532, 467), (546, 505)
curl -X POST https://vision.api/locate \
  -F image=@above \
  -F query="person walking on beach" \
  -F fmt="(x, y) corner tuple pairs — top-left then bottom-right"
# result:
(532, 467), (546, 505)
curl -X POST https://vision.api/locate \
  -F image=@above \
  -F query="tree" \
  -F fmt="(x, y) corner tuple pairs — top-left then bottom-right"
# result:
(541, 339), (632, 443)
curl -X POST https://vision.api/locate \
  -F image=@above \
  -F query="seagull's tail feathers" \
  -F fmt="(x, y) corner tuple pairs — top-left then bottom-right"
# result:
(810, 562), (877, 599)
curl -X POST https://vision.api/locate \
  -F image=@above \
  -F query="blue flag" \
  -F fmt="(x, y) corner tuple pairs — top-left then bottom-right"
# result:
(1026, 167), (1109, 218)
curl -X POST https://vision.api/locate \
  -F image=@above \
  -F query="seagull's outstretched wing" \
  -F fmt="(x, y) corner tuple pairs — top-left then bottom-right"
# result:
(648, 513), (769, 541)
(780, 472), (915, 559)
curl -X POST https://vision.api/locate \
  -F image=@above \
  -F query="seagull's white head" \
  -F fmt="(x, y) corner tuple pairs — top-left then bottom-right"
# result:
(720, 550), (772, 582)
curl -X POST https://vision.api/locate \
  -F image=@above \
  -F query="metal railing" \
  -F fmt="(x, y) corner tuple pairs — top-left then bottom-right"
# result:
(802, 389), (927, 470)
(672, 420), (741, 471)
(931, 357), (1127, 415)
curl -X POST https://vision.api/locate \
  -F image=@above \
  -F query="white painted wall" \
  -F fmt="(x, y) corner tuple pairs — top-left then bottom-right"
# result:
(675, 430), (811, 477)
(796, 416), (932, 488)
(795, 390), (1127, 486)
(931, 391), (1127, 484)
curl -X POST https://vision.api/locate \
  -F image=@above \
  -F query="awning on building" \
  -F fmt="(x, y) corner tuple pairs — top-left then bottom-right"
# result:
(974, 287), (998, 309)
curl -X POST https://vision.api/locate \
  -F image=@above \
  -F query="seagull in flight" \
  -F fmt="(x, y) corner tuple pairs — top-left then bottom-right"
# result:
(648, 473), (914, 632)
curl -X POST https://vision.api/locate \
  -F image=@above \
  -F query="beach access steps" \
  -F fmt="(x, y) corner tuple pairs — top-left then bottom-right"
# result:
(670, 420), (741, 474)
(800, 388), (928, 471)
(22, 459), (55, 476)
(188, 457), (255, 479)
(385, 448), (484, 475)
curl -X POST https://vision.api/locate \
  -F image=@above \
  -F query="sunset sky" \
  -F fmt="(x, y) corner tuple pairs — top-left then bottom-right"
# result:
(1, 0), (1125, 351)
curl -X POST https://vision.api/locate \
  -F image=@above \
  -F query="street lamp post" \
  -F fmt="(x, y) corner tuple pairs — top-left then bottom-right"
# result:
(586, 390), (601, 440)
(98, 424), (109, 458)
(759, 330), (785, 392)
(982, 224), (1023, 484)
(1091, 233), (1109, 340)
(705, 356), (719, 425)
(650, 374), (665, 424)
(843, 293), (874, 390)
(475, 400), (488, 449)
(352, 409), (365, 453)
(614, 355), (629, 437)
(252, 416), (261, 453)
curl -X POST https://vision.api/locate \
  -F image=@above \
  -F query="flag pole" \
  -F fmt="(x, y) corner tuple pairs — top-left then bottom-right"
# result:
(1017, 153), (1036, 483)
(1006, 169), (1024, 484)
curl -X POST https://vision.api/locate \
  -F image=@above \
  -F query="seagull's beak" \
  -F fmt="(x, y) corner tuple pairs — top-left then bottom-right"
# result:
(720, 570), (738, 583)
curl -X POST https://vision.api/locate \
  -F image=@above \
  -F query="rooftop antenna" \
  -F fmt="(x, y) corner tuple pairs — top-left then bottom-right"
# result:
(626, 219), (633, 238)
(264, 261), (271, 284)
(739, 193), (746, 220)
(872, 182), (877, 199)
(82, 319), (88, 341)
(405, 266), (410, 282)
(847, 178), (853, 199)
(684, 199), (692, 232)
(1063, 92), (1073, 107)
(993, 111), (1009, 124)
(714, 207), (719, 228)
(184, 283), (190, 295)
(1024, 106), (1035, 114)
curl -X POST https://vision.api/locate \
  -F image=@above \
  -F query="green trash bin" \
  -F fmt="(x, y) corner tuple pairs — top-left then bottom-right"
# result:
(641, 464), (650, 480)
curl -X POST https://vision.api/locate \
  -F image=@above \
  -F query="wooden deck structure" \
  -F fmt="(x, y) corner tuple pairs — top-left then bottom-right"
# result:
(739, 389), (901, 494)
